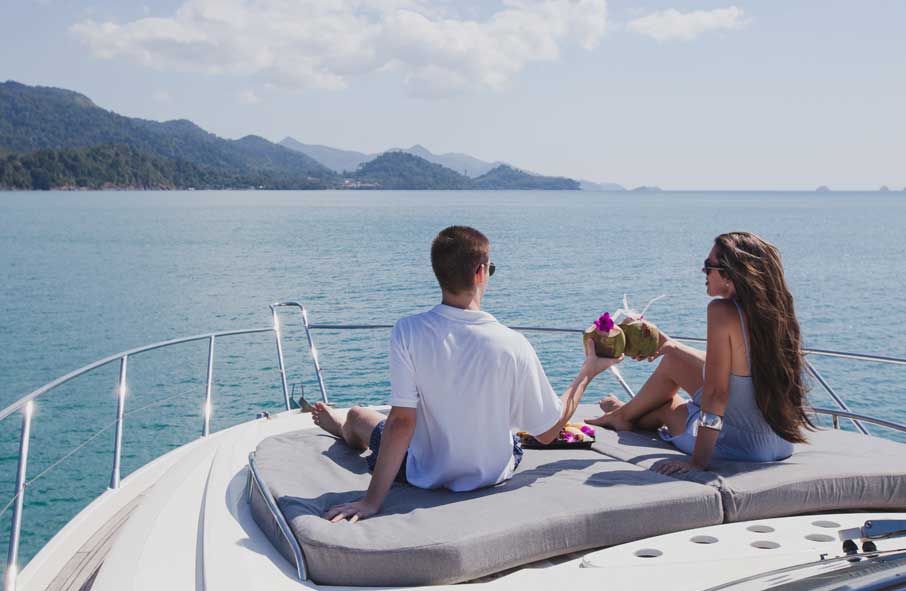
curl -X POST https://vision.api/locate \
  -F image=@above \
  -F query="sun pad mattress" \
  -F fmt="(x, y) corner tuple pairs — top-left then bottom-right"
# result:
(250, 428), (723, 586)
(590, 427), (906, 522)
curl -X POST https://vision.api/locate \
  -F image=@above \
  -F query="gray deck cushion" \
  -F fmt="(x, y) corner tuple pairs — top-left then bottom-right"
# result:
(590, 426), (906, 522)
(251, 428), (723, 586)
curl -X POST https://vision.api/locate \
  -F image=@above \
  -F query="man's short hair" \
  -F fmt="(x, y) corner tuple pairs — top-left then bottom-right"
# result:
(431, 226), (490, 294)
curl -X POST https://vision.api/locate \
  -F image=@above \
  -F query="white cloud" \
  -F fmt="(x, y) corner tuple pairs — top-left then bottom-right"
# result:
(70, 0), (608, 98)
(237, 90), (259, 105)
(627, 6), (748, 42)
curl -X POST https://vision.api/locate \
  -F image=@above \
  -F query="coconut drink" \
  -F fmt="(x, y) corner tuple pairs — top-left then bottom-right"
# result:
(610, 294), (666, 359)
(583, 312), (626, 358)
(620, 318), (661, 358)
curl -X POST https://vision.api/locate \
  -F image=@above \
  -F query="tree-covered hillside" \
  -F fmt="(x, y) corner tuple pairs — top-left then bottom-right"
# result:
(345, 154), (581, 190)
(0, 81), (334, 185)
(351, 151), (472, 189)
(472, 165), (580, 190)
(0, 144), (330, 190)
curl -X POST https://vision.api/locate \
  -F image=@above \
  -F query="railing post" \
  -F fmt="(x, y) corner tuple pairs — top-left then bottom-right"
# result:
(609, 366), (635, 399)
(805, 359), (869, 435)
(299, 306), (329, 405)
(832, 415), (840, 430)
(109, 356), (127, 489)
(5, 400), (34, 591)
(202, 336), (215, 437)
(271, 307), (292, 411)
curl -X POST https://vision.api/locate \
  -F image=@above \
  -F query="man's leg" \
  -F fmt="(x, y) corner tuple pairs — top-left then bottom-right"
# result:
(312, 403), (385, 451)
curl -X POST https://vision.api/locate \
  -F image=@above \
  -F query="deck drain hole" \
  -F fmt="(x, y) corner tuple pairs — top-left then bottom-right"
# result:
(634, 548), (663, 558)
(805, 534), (835, 543)
(751, 541), (781, 550)
(747, 525), (775, 533)
(811, 520), (840, 529)
(690, 536), (719, 544)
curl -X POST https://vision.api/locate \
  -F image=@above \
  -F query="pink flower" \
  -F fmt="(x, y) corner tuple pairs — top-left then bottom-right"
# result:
(580, 425), (595, 437)
(594, 312), (614, 332)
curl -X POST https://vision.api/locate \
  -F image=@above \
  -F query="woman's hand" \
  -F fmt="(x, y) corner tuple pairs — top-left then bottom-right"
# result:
(633, 330), (674, 362)
(651, 459), (703, 476)
(582, 337), (624, 378)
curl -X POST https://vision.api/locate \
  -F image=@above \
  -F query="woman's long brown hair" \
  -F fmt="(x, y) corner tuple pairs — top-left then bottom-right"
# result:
(713, 232), (814, 443)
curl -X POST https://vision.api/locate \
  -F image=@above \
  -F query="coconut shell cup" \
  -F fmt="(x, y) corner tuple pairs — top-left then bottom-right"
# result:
(583, 325), (627, 358)
(620, 319), (661, 358)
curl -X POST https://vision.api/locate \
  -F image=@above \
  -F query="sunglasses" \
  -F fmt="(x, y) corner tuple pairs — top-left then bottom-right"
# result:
(476, 261), (496, 277)
(703, 259), (724, 273)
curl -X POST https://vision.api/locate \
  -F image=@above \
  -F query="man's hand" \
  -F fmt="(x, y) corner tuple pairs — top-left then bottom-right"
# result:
(535, 339), (620, 445)
(325, 498), (380, 523)
(581, 337), (624, 378)
(323, 406), (415, 524)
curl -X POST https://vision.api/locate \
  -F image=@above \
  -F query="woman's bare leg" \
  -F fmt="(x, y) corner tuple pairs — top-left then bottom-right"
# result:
(586, 344), (705, 430)
(635, 396), (690, 435)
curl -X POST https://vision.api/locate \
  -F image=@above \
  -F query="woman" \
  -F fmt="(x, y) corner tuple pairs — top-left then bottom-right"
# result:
(587, 232), (813, 474)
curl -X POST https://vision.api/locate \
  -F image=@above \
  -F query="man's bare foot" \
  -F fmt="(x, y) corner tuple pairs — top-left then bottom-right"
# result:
(312, 402), (345, 439)
(598, 394), (625, 413)
(585, 412), (633, 431)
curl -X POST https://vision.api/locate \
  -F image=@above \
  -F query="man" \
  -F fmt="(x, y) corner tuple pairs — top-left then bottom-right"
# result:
(312, 225), (621, 522)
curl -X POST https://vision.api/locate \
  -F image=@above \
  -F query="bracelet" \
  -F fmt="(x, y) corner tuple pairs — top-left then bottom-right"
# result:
(698, 412), (724, 432)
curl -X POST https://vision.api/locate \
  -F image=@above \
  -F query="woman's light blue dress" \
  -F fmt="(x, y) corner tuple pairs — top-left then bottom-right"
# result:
(659, 300), (794, 462)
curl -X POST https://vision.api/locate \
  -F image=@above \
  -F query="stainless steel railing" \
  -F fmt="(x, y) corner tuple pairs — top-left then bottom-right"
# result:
(2, 306), (905, 589)
(1, 302), (329, 591)
(306, 324), (905, 434)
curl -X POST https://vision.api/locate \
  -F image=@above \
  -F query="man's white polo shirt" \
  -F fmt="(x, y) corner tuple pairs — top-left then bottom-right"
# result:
(388, 304), (562, 492)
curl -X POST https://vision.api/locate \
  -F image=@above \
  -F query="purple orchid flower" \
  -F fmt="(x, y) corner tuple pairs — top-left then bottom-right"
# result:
(594, 312), (614, 332)
(580, 425), (595, 437)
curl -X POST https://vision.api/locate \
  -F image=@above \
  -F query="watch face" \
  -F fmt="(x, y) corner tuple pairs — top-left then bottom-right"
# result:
(699, 412), (723, 430)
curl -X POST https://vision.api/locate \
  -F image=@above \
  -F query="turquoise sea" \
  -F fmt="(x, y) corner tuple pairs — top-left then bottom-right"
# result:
(1, 190), (905, 572)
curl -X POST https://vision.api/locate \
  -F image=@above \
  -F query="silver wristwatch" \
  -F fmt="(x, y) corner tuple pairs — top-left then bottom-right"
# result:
(698, 412), (724, 432)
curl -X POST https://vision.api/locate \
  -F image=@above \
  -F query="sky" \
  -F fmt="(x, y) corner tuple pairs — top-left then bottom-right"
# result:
(2, 0), (904, 190)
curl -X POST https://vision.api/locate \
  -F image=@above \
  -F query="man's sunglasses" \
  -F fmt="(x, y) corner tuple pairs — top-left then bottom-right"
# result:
(477, 261), (496, 277)
(703, 259), (724, 272)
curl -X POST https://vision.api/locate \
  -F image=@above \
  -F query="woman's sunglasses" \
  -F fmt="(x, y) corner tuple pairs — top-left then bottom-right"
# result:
(703, 259), (724, 273)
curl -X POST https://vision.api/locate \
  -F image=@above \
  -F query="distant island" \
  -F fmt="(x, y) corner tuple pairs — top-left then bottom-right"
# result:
(579, 179), (626, 191)
(816, 186), (831, 192)
(0, 81), (617, 192)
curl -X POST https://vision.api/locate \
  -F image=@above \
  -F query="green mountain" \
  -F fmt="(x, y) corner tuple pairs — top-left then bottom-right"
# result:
(351, 151), (472, 189)
(279, 137), (503, 177)
(0, 144), (330, 190)
(346, 153), (581, 190)
(1, 81), (587, 191)
(473, 165), (580, 190)
(280, 137), (625, 189)
(0, 81), (334, 186)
